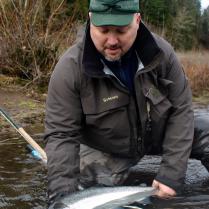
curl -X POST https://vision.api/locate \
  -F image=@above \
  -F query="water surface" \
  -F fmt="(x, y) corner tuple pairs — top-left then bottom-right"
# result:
(0, 128), (47, 209)
(1, 106), (209, 209)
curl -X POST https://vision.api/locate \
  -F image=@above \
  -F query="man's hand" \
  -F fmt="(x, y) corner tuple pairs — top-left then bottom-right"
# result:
(152, 180), (176, 198)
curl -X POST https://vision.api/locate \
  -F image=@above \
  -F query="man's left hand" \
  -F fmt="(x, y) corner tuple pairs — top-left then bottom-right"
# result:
(152, 180), (176, 198)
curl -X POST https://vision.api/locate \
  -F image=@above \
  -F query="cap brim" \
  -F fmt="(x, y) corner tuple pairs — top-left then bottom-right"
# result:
(91, 13), (134, 26)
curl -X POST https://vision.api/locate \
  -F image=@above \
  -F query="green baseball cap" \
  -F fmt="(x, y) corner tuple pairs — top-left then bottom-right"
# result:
(89, 0), (139, 26)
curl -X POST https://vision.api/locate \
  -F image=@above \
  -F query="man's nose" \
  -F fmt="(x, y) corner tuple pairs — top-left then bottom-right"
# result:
(106, 33), (119, 46)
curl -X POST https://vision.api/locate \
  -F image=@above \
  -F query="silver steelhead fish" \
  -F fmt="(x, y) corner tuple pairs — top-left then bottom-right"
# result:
(51, 186), (155, 209)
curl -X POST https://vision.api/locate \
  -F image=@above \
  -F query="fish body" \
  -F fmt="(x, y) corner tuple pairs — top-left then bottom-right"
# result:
(51, 186), (155, 209)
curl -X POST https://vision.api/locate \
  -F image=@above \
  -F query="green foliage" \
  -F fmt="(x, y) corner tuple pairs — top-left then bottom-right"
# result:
(140, 0), (169, 27)
(66, 0), (88, 19)
(140, 0), (203, 50)
(168, 7), (197, 50)
(199, 7), (209, 48)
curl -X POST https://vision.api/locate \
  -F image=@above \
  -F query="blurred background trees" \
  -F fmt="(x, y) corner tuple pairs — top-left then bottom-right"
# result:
(140, 0), (206, 50)
(199, 6), (209, 49)
(0, 0), (208, 86)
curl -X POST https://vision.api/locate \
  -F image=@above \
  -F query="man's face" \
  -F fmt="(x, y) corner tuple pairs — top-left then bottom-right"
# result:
(90, 14), (141, 61)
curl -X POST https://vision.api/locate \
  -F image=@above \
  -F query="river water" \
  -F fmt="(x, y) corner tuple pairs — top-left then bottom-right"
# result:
(0, 106), (209, 209)
(0, 127), (47, 209)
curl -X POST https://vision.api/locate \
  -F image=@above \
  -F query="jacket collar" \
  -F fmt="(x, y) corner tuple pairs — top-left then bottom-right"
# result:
(82, 21), (162, 77)
(135, 22), (162, 66)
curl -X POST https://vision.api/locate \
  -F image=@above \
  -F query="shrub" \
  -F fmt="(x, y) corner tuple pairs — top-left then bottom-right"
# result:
(0, 0), (88, 86)
(178, 51), (209, 96)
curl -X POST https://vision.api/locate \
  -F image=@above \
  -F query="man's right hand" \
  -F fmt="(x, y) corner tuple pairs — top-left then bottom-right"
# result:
(152, 180), (176, 198)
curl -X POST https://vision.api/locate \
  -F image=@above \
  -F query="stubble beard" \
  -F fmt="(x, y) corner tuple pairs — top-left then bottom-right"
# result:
(104, 55), (121, 62)
(103, 49), (123, 62)
(102, 44), (124, 62)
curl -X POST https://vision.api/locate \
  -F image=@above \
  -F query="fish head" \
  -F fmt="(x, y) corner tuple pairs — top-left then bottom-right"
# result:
(50, 201), (69, 209)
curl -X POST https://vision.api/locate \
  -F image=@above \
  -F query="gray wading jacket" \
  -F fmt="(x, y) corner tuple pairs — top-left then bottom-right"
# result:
(44, 22), (194, 196)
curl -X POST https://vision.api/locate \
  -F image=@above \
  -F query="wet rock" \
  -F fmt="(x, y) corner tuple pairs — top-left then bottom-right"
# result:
(128, 155), (209, 186)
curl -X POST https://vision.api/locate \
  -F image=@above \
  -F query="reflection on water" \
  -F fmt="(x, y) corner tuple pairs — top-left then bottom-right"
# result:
(1, 106), (209, 209)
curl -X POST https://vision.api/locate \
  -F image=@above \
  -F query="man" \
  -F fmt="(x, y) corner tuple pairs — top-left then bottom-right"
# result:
(44, 0), (209, 207)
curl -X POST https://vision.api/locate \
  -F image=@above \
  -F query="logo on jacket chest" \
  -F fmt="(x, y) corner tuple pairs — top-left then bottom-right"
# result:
(103, 95), (119, 103)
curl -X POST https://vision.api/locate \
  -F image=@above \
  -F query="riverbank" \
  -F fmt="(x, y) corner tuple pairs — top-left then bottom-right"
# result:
(0, 76), (46, 134)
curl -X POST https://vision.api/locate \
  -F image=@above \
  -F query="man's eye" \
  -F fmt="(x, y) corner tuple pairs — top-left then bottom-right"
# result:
(117, 30), (126, 34)
(100, 29), (109, 34)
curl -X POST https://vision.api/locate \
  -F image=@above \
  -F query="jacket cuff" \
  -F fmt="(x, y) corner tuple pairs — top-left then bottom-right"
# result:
(48, 184), (79, 206)
(155, 174), (183, 193)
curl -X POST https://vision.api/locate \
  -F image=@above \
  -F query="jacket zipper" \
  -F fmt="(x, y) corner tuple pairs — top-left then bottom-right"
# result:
(134, 51), (164, 155)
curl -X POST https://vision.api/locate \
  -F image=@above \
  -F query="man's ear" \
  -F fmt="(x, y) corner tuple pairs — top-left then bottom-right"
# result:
(136, 13), (141, 25)
(89, 12), (92, 18)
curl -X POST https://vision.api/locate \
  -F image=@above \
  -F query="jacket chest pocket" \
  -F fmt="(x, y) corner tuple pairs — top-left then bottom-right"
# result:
(143, 79), (173, 149)
(80, 87), (131, 142)
(144, 79), (172, 121)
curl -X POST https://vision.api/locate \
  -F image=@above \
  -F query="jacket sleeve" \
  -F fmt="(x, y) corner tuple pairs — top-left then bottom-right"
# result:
(44, 52), (83, 197)
(155, 47), (194, 191)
